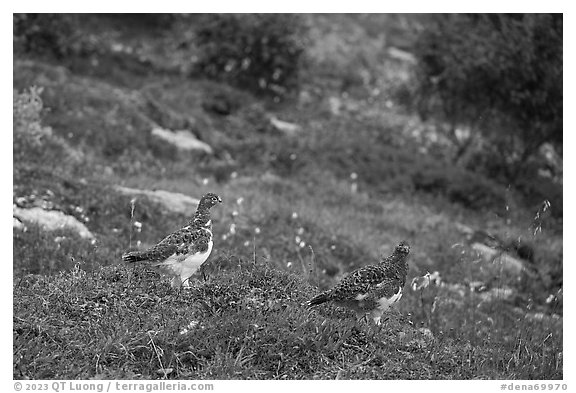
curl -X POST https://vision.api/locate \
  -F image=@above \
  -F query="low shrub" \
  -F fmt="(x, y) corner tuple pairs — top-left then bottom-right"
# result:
(13, 262), (563, 379)
(13, 86), (78, 168)
(412, 14), (562, 177)
(193, 14), (308, 98)
(13, 86), (51, 148)
(412, 166), (507, 211)
(13, 14), (82, 58)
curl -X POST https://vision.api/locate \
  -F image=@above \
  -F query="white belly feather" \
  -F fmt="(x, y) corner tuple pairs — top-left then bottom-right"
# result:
(376, 286), (403, 311)
(155, 236), (213, 284)
(180, 239), (213, 276)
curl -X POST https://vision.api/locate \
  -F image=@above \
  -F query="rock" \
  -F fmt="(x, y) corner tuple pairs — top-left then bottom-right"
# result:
(328, 96), (342, 115)
(454, 222), (474, 236)
(115, 186), (199, 215)
(103, 166), (114, 176)
(387, 47), (417, 64)
(151, 127), (213, 154)
(13, 216), (26, 231)
(269, 117), (301, 136)
(13, 206), (94, 239)
(298, 90), (313, 106)
(471, 242), (526, 273)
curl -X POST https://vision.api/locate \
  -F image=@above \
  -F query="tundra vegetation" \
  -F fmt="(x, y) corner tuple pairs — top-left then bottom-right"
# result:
(13, 14), (562, 379)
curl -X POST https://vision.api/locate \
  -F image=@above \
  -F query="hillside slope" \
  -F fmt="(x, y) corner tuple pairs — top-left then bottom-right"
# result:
(13, 14), (562, 380)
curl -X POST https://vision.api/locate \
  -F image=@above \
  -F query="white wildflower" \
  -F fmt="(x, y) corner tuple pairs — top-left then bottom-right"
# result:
(179, 320), (199, 335)
(429, 271), (442, 286)
(411, 273), (431, 291)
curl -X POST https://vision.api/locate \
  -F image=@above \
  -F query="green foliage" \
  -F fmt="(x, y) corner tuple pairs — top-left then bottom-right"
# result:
(193, 14), (308, 98)
(13, 86), (52, 147)
(300, 119), (508, 212)
(13, 86), (80, 167)
(13, 262), (563, 379)
(413, 14), (562, 169)
(514, 174), (563, 220)
(13, 14), (82, 58)
(412, 165), (507, 211)
(13, 15), (562, 380)
(13, 61), (189, 176)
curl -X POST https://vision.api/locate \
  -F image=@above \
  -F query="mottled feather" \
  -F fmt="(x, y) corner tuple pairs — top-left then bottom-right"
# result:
(308, 241), (410, 324)
(122, 192), (222, 287)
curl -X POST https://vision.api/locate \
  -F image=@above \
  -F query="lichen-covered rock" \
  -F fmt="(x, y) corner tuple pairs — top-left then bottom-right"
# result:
(13, 206), (94, 239)
(151, 127), (213, 154)
(115, 186), (200, 215)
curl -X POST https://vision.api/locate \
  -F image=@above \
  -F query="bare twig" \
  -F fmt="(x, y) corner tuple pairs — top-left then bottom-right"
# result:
(308, 245), (318, 288)
(129, 198), (137, 250)
(148, 331), (167, 379)
(253, 235), (257, 266)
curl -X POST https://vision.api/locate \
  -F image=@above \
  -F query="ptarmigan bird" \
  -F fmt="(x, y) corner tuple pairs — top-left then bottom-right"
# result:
(307, 241), (410, 325)
(122, 192), (222, 288)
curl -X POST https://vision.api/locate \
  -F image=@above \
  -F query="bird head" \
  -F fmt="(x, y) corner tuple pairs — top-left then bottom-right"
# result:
(395, 241), (411, 255)
(199, 192), (223, 209)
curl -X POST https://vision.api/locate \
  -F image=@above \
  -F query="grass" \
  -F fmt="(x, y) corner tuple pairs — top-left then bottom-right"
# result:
(13, 14), (562, 380)
(13, 262), (562, 379)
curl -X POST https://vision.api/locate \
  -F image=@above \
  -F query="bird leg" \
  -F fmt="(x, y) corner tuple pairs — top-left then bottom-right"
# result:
(181, 277), (192, 289)
(355, 312), (369, 325)
(371, 309), (386, 327)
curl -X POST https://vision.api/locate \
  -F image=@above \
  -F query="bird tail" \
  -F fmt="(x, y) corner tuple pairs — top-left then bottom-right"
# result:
(122, 251), (147, 263)
(307, 291), (330, 307)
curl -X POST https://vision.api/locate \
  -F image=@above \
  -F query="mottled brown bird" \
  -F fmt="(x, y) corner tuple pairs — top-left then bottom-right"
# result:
(308, 241), (410, 325)
(122, 192), (222, 288)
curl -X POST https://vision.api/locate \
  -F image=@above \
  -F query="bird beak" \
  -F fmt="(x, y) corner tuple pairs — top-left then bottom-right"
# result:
(217, 196), (223, 203)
